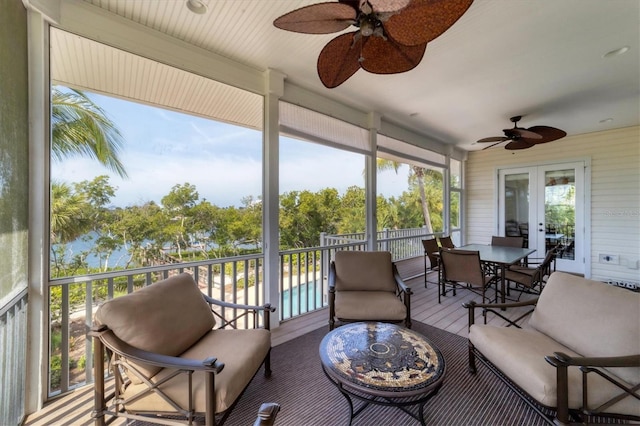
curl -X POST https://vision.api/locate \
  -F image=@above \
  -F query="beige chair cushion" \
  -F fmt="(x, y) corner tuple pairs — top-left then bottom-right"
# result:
(334, 291), (406, 321)
(334, 251), (396, 292)
(530, 272), (640, 384)
(469, 325), (639, 416)
(121, 328), (271, 413)
(95, 273), (215, 382)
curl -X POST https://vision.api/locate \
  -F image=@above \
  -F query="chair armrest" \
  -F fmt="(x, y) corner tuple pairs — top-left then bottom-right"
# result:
(545, 352), (640, 424)
(463, 298), (538, 311)
(464, 298), (538, 329)
(90, 325), (225, 373)
(328, 261), (336, 291)
(253, 402), (281, 426)
(203, 294), (275, 313)
(392, 264), (411, 294)
(546, 352), (640, 369)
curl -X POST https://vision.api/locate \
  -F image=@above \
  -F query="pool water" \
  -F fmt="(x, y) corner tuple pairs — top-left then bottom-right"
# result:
(281, 280), (324, 320)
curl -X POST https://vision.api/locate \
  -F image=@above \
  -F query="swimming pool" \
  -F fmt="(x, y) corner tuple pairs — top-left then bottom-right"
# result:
(280, 280), (325, 320)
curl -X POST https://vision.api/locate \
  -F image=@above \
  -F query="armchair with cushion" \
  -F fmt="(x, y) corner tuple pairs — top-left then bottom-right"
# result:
(90, 272), (275, 426)
(328, 250), (412, 330)
(465, 272), (640, 424)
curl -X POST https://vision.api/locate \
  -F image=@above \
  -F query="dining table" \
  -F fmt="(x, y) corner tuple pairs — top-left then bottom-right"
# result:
(445, 243), (536, 304)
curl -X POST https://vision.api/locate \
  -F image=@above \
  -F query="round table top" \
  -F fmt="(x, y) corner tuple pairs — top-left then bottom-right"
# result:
(319, 322), (445, 397)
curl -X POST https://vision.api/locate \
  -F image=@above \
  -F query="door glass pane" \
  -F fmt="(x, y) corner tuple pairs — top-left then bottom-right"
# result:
(505, 173), (529, 248)
(544, 170), (575, 260)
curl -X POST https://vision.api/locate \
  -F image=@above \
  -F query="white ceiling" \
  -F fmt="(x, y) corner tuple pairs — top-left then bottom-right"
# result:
(57, 0), (639, 151)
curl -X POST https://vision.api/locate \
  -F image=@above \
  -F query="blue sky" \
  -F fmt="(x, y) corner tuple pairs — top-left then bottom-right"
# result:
(51, 91), (410, 208)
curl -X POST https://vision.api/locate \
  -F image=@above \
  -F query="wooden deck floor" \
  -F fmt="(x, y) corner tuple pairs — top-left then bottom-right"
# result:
(25, 270), (536, 426)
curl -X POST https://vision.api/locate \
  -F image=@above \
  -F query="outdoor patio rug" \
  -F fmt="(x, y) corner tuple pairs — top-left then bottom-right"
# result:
(224, 321), (552, 426)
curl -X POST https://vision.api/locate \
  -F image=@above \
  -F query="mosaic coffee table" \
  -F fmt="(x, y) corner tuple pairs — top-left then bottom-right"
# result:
(319, 322), (445, 425)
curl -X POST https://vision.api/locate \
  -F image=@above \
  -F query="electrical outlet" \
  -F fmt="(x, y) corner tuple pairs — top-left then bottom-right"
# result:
(599, 254), (619, 264)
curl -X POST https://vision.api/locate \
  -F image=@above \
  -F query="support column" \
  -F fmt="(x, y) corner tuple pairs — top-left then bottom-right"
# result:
(365, 112), (381, 251)
(26, 7), (52, 413)
(263, 69), (285, 328)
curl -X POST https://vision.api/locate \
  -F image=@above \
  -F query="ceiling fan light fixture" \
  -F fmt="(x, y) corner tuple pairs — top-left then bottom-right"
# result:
(359, 18), (376, 37)
(186, 0), (207, 15)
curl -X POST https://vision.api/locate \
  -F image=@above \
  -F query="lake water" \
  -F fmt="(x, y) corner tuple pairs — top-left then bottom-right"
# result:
(53, 232), (131, 269)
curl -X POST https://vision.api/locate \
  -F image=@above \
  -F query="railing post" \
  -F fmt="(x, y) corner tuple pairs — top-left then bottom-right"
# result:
(320, 234), (329, 306)
(382, 228), (389, 252)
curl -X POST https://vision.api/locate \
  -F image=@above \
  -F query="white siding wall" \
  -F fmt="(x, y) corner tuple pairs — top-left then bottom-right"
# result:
(465, 125), (639, 283)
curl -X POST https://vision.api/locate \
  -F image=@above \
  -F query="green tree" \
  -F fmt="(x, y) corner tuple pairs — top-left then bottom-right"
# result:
(51, 86), (128, 178)
(50, 181), (91, 245)
(280, 188), (341, 248)
(338, 186), (366, 234)
(50, 181), (92, 277)
(161, 183), (200, 258)
(112, 202), (166, 267)
(233, 196), (262, 249)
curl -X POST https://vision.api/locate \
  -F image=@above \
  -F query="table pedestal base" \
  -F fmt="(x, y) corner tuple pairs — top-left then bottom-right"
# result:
(323, 367), (442, 426)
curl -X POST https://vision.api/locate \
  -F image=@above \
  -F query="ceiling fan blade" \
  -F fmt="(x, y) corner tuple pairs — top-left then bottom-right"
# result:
(317, 33), (362, 88)
(482, 141), (506, 150)
(274, 3), (356, 34)
(383, 0), (474, 46)
(526, 126), (567, 144)
(359, 36), (427, 74)
(505, 140), (535, 150)
(477, 136), (508, 143)
(503, 128), (542, 140)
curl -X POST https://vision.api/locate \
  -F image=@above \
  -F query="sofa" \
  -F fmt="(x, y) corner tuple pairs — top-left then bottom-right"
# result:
(465, 271), (640, 424)
(90, 272), (275, 426)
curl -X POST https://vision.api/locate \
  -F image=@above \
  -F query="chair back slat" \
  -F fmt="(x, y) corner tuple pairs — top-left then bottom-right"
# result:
(422, 238), (439, 266)
(438, 236), (455, 249)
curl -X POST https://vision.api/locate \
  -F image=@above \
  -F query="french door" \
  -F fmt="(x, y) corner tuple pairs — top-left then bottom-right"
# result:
(498, 161), (585, 274)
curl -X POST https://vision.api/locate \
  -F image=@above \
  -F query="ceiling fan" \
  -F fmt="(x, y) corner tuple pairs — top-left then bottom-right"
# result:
(273, 0), (474, 88)
(477, 116), (567, 150)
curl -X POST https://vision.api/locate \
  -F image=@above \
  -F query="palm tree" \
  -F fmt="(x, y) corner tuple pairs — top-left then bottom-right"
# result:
(51, 86), (128, 178)
(50, 181), (91, 245)
(376, 158), (434, 233)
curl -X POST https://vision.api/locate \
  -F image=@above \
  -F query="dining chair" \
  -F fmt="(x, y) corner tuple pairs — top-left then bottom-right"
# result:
(422, 238), (440, 288)
(438, 248), (498, 304)
(491, 235), (525, 248)
(489, 236), (526, 277)
(438, 236), (455, 249)
(505, 245), (559, 300)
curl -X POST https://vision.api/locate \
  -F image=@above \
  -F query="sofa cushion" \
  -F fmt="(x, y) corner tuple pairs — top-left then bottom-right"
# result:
(469, 325), (639, 416)
(529, 272), (640, 384)
(334, 251), (397, 292)
(95, 273), (215, 382)
(121, 328), (271, 413)
(334, 290), (406, 321)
